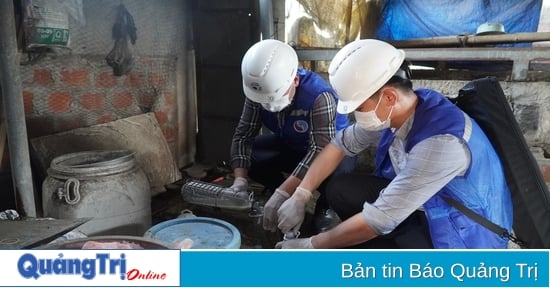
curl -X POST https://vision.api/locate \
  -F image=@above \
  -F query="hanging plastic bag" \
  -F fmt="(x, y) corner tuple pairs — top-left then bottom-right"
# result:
(105, 4), (137, 76)
(22, 0), (71, 49)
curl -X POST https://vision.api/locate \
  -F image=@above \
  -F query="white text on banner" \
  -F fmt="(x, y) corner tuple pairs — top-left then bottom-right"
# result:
(180, 249), (548, 287)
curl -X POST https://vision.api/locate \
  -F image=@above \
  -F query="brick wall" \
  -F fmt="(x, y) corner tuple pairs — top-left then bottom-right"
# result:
(20, 54), (178, 156)
(7, 0), (190, 172)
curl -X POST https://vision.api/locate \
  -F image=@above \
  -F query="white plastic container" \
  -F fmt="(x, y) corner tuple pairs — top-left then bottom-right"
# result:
(42, 150), (151, 236)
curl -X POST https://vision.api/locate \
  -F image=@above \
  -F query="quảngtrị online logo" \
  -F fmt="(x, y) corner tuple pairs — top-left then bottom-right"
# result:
(17, 252), (167, 280)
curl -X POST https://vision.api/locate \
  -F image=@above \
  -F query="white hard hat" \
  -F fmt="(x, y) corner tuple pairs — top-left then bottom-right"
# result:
(241, 39), (298, 104)
(328, 39), (405, 114)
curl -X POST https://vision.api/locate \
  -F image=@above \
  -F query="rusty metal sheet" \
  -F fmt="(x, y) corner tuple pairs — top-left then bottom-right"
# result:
(0, 218), (90, 249)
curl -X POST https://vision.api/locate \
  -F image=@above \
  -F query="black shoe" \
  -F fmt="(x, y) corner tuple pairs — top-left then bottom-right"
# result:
(313, 208), (341, 233)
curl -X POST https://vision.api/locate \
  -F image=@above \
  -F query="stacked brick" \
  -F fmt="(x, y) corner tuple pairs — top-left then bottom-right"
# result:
(20, 56), (178, 151)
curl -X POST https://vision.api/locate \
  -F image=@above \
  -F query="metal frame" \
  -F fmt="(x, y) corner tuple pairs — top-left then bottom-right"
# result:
(296, 47), (550, 81)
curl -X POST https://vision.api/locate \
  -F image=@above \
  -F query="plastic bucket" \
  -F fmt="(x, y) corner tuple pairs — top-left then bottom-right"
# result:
(144, 217), (241, 249)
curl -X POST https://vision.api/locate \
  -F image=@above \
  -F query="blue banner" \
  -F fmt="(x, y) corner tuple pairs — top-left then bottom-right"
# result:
(180, 250), (548, 287)
(1, 249), (548, 287)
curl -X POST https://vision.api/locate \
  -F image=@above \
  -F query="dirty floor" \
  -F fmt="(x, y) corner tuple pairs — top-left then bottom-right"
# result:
(150, 164), (319, 249)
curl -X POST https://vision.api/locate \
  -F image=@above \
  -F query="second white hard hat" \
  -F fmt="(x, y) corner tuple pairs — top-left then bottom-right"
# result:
(241, 39), (298, 104)
(328, 39), (405, 114)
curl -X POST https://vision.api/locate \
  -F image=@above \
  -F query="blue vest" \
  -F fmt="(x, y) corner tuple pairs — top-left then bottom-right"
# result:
(260, 69), (350, 151)
(374, 89), (513, 248)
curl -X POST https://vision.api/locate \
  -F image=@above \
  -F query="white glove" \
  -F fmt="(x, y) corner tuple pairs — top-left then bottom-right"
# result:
(229, 177), (248, 193)
(275, 237), (314, 249)
(277, 186), (312, 234)
(262, 188), (290, 232)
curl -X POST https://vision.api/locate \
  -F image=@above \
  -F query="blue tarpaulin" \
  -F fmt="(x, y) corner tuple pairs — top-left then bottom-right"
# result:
(377, 0), (543, 47)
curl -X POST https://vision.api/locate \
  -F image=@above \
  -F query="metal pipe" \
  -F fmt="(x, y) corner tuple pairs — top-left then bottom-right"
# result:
(259, 0), (274, 39)
(388, 32), (550, 48)
(296, 47), (550, 81)
(0, 1), (37, 217)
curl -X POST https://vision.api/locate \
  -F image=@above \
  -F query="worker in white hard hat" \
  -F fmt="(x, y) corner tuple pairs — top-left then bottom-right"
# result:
(228, 39), (357, 234)
(275, 39), (513, 249)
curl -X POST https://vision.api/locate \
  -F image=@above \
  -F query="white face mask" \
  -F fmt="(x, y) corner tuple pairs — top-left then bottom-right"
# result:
(354, 96), (393, 130)
(261, 95), (291, 112)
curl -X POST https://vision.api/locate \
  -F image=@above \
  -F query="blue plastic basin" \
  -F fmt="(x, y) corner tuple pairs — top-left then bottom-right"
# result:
(144, 217), (241, 249)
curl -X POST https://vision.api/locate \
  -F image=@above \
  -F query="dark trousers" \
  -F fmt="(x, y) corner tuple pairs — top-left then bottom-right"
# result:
(248, 134), (357, 211)
(326, 172), (434, 249)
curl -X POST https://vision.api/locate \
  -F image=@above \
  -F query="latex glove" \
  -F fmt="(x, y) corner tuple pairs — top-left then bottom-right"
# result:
(229, 177), (248, 193)
(275, 237), (314, 249)
(262, 188), (290, 232)
(277, 186), (312, 234)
